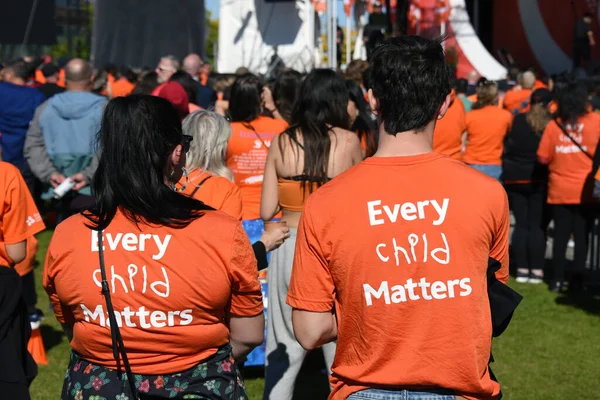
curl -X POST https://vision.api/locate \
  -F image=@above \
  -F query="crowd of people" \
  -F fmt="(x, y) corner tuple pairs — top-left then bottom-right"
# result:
(0, 34), (597, 399)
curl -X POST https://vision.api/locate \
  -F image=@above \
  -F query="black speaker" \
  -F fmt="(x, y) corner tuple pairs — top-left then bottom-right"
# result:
(0, 0), (56, 45)
(93, 0), (205, 68)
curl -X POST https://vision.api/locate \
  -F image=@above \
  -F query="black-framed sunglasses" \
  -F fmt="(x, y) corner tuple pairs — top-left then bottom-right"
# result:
(181, 135), (193, 153)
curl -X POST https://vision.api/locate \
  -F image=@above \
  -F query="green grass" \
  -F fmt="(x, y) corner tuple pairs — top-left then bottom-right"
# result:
(30, 230), (600, 399)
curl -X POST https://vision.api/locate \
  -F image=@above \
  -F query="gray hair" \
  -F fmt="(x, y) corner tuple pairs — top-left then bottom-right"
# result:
(162, 55), (180, 70)
(183, 111), (234, 181)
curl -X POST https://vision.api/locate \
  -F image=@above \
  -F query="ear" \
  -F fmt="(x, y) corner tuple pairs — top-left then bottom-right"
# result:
(170, 144), (183, 168)
(368, 89), (379, 115)
(436, 94), (452, 120)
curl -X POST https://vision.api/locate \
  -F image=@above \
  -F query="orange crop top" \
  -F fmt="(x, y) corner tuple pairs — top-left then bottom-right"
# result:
(278, 177), (322, 212)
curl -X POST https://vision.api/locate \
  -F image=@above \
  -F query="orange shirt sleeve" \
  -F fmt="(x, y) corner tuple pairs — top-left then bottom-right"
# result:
(228, 224), (263, 316)
(287, 196), (335, 312)
(537, 123), (553, 162)
(43, 236), (76, 324)
(3, 166), (45, 245)
(490, 189), (510, 284)
(220, 184), (243, 221)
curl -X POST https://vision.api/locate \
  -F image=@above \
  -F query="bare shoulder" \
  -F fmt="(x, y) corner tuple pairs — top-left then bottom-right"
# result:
(331, 127), (359, 144)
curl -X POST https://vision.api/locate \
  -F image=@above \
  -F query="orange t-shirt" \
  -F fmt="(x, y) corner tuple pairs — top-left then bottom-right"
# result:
(182, 169), (243, 221)
(434, 97), (466, 159)
(58, 69), (66, 88)
(0, 162), (45, 268)
(534, 80), (548, 89)
(287, 153), (509, 400)
(35, 69), (46, 85)
(503, 88), (532, 115)
(226, 116), (288, 220)
(110, 78), (136, 98)
(44, 210), (263, 374)
(463, 106), (513, 165)
(537, 113), (600, 204)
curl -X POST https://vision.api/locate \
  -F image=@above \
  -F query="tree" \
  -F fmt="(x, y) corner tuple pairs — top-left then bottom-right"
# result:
(205, 10), (219, 66)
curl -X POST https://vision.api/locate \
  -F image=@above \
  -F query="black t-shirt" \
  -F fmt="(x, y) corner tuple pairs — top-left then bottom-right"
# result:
(502, 113), (548, 182)
(37, 83), (65, 99)
(574, 19), (591, 46)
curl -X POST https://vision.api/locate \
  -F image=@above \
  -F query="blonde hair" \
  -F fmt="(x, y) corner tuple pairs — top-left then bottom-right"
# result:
(183, 111), (234, 181)
(473, 81), (499, 109)
(526, 103), (551, 134)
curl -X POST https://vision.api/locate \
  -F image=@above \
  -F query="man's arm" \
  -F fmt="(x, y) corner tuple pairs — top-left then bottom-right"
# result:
(292, 309), (337, 350)
(24, 102), (61, 184)
(588, 30), (596, 46)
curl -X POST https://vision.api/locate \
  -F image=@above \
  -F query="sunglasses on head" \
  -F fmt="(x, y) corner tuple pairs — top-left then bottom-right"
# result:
(181, 135), (193, 153)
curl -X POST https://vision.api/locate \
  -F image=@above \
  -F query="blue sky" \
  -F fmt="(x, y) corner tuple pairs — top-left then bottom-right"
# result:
(205, 0), (350, 25)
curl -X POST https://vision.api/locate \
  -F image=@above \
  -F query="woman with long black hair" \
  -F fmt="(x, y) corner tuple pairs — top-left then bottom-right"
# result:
(346, 79), (377, 157)
(537, 82), (600, 292)
(260, 69), (363, 399)
(226, 73), (288, 245)
(44, 95), (265, 399)
(502, 89), (552, 284)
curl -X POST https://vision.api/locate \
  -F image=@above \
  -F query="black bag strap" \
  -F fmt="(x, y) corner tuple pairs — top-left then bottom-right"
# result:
(190, 175), (212, 198)
(554, 119), (594, 160)
(98, 229), (139, 399)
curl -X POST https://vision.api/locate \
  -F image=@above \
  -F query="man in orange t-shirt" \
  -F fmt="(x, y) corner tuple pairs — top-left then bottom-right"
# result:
(503, 71), (536, 115)
(287, 37), (513, 400)
(227, 116), (288, 220)
(433, 90), (466, 159)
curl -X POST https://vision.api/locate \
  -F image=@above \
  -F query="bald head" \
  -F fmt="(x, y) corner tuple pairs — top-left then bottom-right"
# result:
(467, 70), (479, 84)
(65, 58), (92, 83)
(183, 53), (202, 77)
(521, 71), (536, 90)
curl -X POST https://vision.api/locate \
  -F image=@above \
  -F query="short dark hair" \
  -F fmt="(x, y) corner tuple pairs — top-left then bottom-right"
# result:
(5, 59), (30, 80)
(85, 95), (211, 230)
(584, 12), (593, 19)
(169, 70), (199, 105)
(454, 78), (469, 95)
(229, 73), (263, 122)
(369, 36), (450, 135)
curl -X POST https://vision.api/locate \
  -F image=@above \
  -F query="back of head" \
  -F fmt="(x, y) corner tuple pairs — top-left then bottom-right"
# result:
(183, 110), (233, 181)
(369, 36), (450, 134)
(273, 70), (302, 123)
(183, 53), (202, 76)
(235, 67), (250, 76)
(3, 59), (30, 82)
(526, 88), (553, 133)
(229, 73), (263, 122)
(120, 67), (137, 83)
(556, 81), (588, 125)
(345, 60), (369, 85)
(65, 58), (92, 88)
(284, 69), (350, 187)
(521, 71), (536, 90)
(169, 70), (198, 105)
(346, 79), (369, 116)
(473, 80), (499, 109)
(455, 78), (469, 95)
(508, 66), (520, 82)
(132, 70), (159, 95)
(88, 95), (208, 230)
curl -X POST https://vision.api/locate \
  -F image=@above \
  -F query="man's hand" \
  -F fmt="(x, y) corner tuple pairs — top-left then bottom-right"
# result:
(70, 173), (88, 191)
(259, 226), (291, 252)
(49, 173), (66, 188)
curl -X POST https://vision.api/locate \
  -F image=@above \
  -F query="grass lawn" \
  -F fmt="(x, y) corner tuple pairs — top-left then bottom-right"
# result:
(29, 230), (600, 399)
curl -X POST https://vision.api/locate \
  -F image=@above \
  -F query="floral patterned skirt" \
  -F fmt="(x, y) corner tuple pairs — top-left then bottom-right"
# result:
(61, 345), (248, 400)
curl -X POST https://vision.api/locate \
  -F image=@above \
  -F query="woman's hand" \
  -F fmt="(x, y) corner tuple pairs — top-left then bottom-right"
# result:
(259, 226), (291, 252)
